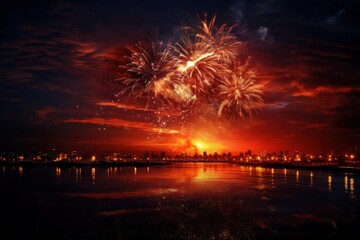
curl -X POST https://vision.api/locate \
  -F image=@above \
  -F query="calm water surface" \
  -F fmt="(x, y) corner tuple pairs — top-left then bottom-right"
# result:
(1, 163), (359, 239)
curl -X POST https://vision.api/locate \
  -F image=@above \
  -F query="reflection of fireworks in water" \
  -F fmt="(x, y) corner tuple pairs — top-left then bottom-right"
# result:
(116, 15), (264, 140)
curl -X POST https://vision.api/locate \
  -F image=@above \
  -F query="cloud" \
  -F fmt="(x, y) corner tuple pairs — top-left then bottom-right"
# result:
(96, 101), (180, 117)
(266, 101), (289, 110)
(41, 82), (79, 95)
(229, 1), (244, 22)
(257, 26), (268, 41)
(36, 107), (56, 120)
(291, 81), (360, 97)
(0, 97), (21, 102)
(289, 120), (331, 130)
(97, 101), (155, 112)
(64, 117), (178, 134)
(326, 9), (346, 24)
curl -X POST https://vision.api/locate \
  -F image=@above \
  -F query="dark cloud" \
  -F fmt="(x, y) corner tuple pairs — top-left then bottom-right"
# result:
(326, 9), (346, 24)
(256, 26), (269, 41)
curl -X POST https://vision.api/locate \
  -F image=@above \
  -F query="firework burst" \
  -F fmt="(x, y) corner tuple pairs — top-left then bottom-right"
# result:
(217, 65), (264, 119)
(117, 39), (180, 104)
(196, 15), (242, 64)
(173, 34), (223, 96)
(116, 13), (264, 137)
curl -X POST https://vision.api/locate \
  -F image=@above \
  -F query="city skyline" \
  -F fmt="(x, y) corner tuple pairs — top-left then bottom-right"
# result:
(1, 146), (358, 161)
(1, 0), (359, 153)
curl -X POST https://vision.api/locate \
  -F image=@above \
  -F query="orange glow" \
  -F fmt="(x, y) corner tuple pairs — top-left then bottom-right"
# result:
(91, 168), (96, 183)
(193, 141), (205, 150)
(64, 117), (178, 135)
(167, 135), (228, 155)
(97, 101), (156, 112)
(193, 168), (217, 182)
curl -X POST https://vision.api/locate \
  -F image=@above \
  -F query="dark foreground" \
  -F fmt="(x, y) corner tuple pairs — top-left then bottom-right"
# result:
(1, 163), (359, 239)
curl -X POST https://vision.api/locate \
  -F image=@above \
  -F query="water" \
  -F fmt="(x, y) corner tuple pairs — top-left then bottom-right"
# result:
(1, 163), (359, 239)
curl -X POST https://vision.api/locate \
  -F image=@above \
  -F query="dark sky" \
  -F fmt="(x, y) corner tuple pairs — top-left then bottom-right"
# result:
(1, 0), (359, 154)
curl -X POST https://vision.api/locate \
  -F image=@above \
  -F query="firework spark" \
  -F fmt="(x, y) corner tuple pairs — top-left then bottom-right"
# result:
(116, 14), (264, 139)
(217, 65), (264, 118)
(196, 15), (242, 64)
(117, 39), (180, 104)
(173, 35), (222, 95)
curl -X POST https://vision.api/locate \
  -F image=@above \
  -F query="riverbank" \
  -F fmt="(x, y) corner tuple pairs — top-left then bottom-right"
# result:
(232, 161), (360, 173)
(1, 160), (359, 173)
(0, 160), (172, 167)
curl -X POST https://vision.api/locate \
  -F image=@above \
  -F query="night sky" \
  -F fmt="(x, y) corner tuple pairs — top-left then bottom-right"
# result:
(1, 0), (359, 154)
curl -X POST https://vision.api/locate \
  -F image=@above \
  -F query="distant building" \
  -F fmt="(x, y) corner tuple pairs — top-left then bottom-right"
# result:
(245, 149), (252, 157)
(260, 149), (266, 158)
(144, 151), (150, 159)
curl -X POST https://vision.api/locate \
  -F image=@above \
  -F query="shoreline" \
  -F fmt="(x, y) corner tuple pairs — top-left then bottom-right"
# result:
(0, 160), (359, 173)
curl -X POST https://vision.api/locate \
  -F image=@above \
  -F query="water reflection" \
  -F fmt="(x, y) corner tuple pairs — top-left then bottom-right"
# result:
(2, 163), (360, 240)
(18, 166), (23, 176)
(56, 167), (61, 178)
(345, 175), (348, 193)
(344, 174), (356, 199)
(75, 168), (81, 183)
(296, 170), (299, 185)
(53, 164), (359, 201)
(271, 168), (275, 188)
(62, 164), (359, 239)
(349, 177), (355, 199)
(328, 175), (332, 192)
(91, 167), (96, 184)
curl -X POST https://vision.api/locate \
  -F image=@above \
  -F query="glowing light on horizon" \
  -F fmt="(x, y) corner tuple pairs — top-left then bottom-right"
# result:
(194, 141), (204, 150)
